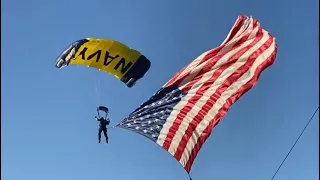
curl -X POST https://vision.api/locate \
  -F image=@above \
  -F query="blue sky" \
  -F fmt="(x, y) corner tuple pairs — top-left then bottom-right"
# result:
(1, 0), (318, 179)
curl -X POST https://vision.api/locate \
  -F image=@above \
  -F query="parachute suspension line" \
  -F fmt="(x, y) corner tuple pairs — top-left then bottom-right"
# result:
(93, 75), (98, 106)
(93, 75), (102, 107)
(97, 78), (101, 106)
(107, 126), (116, 129)
(270, 106), (319, 180)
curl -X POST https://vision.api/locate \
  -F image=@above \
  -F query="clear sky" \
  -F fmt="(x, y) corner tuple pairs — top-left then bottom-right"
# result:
(1, 0), (319, 179)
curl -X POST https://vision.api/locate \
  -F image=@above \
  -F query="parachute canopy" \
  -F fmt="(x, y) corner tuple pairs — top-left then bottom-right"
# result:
(116, 15), (278, 175)
(55, 38), (151, 87)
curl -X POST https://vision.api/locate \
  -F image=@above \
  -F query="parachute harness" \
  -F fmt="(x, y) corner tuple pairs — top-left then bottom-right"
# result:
(96, 106), (116, 129)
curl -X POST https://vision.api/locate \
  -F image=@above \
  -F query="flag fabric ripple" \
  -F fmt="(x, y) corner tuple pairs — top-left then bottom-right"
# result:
(117, 15), (278, 174)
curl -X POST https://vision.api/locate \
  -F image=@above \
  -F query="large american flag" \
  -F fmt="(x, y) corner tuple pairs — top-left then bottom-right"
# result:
(117, 15), (278, 175)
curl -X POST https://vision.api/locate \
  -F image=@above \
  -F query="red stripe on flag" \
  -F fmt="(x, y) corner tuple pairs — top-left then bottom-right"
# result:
(166, 46), (226, 87)
(181, 31), (253, 92)
(165, 16), (245, 87)
(165, 66), (188, 87)
(183, 42), (278, 173)
(221, 16), (247, 45)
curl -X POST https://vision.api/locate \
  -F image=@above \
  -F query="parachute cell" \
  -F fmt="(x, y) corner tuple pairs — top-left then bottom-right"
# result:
(116, 15), (278, 177)
(55, 38), (151, 87)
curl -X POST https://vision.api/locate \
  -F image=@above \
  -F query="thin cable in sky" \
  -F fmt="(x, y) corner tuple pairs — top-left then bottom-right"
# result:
(270, 107), (319, 180)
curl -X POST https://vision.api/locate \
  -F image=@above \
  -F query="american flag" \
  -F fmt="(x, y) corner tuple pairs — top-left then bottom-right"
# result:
(117, 15), (278, 175)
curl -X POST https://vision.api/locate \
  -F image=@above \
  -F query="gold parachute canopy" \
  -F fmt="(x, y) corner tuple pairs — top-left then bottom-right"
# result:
(55, 38), (151, 87)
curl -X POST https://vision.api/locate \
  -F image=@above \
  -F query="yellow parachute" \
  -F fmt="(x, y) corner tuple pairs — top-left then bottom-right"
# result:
(55, 38), (151, 87)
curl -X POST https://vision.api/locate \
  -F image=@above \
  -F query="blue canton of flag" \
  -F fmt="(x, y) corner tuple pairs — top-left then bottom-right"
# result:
(117, 86), (186, 142)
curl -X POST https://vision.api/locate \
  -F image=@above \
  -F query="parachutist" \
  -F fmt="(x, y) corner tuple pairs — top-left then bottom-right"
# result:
(96, 116), (110, 144)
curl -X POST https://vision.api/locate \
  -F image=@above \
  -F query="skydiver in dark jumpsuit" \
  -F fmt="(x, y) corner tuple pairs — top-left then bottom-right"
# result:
(95, 116), (110, 143)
